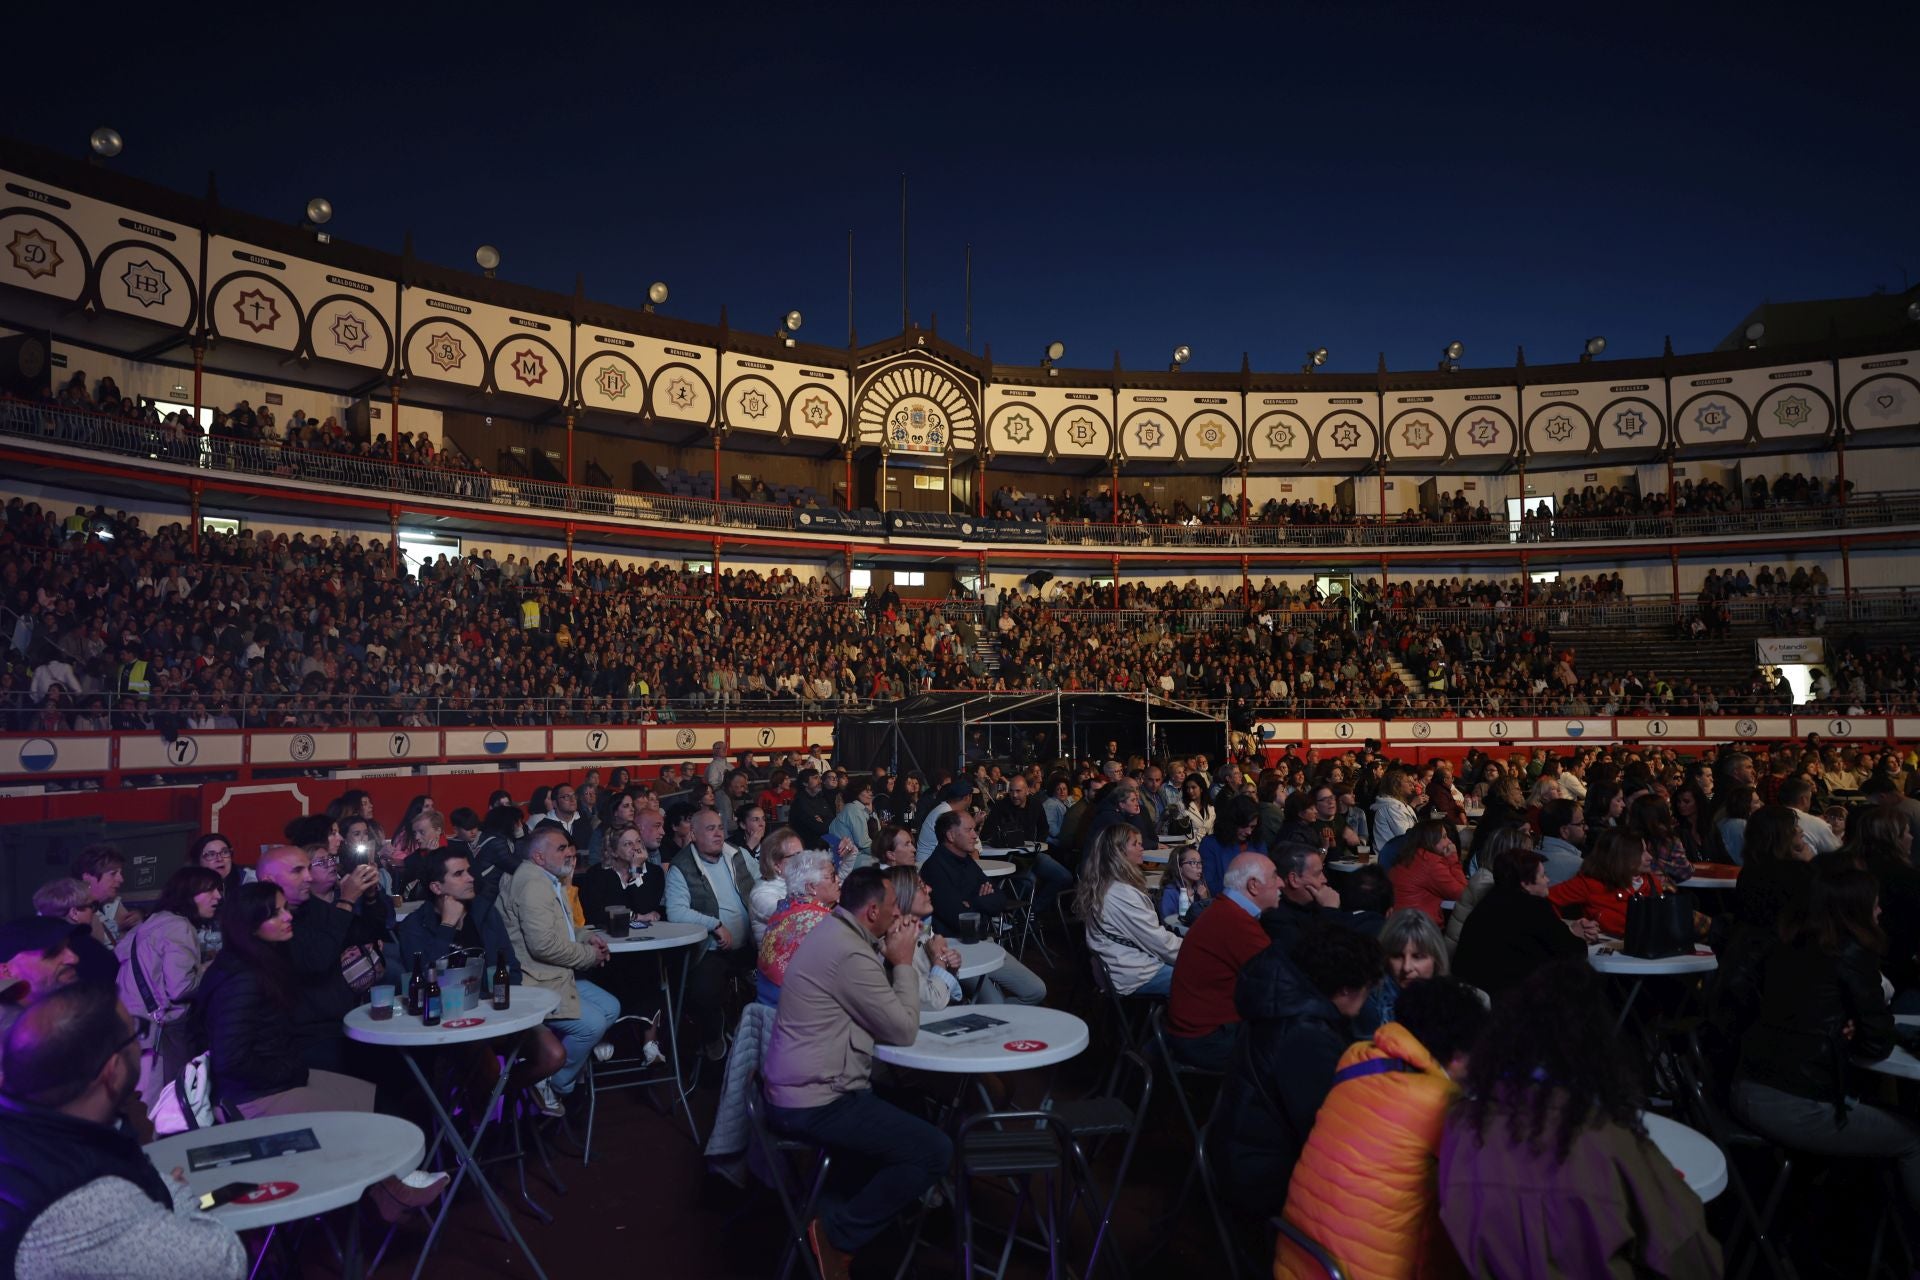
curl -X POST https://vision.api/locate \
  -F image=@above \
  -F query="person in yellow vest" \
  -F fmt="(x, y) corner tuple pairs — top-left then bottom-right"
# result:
(520, 597), (541, 631)
(115, 647), (151, 700)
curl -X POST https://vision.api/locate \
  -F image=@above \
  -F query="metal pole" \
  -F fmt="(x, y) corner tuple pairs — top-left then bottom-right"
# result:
(900, 174), (909, 332)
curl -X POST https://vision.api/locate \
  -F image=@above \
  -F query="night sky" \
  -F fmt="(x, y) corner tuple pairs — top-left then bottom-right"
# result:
(11, 6), (1917, 376)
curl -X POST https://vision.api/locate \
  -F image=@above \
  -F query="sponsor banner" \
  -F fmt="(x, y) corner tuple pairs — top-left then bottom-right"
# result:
(355, 730), (436, 763)
(1534, 719), (1610, 742)
(1252, 720), (1308, 744)
(551, 728), (641, 757)
(443, 729), (535, 760)
(886, 510), (968, 537)
(1794, 716), (1888, 741)
(0, 735), (111, 776)
(251, 731), (353, 766)
(1305, 719), (1383, 744)
(1459, 719), (1529, 741)
(1702, 717), (1793, 740)
(1614, 718), (1701, 741)
(730, 723), (814, 752)
(1757, 637), (1825, 665)
(120, 733), (245, 771)
(977, 518), (1046, 545)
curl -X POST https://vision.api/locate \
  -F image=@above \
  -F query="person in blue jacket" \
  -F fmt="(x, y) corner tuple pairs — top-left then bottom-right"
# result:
(393, 849), (519, 983)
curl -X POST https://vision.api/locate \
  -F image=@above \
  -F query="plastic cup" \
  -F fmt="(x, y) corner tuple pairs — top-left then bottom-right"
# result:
(369, 984), (396, 1021)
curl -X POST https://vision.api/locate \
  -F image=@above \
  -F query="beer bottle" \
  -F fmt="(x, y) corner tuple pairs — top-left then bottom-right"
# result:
(422, 966), (442, 1027)
(492, 952), (512, 1011)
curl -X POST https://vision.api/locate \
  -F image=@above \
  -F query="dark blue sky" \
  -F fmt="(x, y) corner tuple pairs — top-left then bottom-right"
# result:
(12, 6), (1918, 375)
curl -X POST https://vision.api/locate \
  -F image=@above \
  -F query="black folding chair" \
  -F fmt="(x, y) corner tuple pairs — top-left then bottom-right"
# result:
(745, 1072), (834, 1280)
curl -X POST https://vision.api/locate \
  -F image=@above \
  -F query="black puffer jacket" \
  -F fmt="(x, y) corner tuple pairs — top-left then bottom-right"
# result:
(1209, 941), (1350, 1215)
(193, 948), (308, 1105)
(1737, 938), (1894, 1111)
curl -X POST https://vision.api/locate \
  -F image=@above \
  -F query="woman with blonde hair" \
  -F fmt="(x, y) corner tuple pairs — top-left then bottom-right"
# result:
(1355, 907), (1451, 1036)
(1076, 822), (1182, 997)
(883, 864), (964, 1011)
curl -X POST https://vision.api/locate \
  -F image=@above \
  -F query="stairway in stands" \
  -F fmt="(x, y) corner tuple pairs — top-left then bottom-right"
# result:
(1387, 654), (1424, 694)
(974, 631), (1003, 677)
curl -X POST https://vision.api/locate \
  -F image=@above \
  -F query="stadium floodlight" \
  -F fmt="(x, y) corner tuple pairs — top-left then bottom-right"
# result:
(1169, 344), (1191, 372)
(1744, 321), (1765, 348)
(644, 281), (669, 313)
(777, 310), (804, 345)
(304, 198), (333, 225)
(1302, 347), (1328, 373)
(475, 245), (501, 276)
(1438, 339), (1464, 372)
(89, 127), (122, 158)
(1581, 335), (1606, 362)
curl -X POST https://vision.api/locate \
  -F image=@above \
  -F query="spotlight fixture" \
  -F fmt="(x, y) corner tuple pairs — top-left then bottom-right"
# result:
(1302, 347), (1328, 374)
(304, 198), (333, 226)
(1743, 321), (1765, 348)
(1581, 335), (1606, 362)
(1169, 344), (1191, 372)
(776, 309), (804, 345)
(1041, 340), (1066, 376)
(89, 126), (123, 159)
(1437, 339), (1465, 373)
(644, 281), (669, 313)
(475, 244), (501, 277)
(1907, 301), (1919, 323)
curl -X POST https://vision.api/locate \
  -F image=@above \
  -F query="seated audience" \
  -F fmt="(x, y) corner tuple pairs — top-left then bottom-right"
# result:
(747, 828), (804, 945)
(114, 867), (223, 1105)
(1734, 861), (1920, 1220)
(0, 919), (80, 1047)
(1731, 805), (1816, 934)
(882, 865), (964, 1011)
(1277, 978), (1490, 1280)
(1355, 907), (1448, 1037)
(1159, 843), (1213, 934)
(1199, 795), (1263, 895)
(74, 844), (139, 945)
(0, 984), (247, 1280)
(667, 807), (759, 1059)
(31, 879), (117, 984)
(757, 850), (842, 1004)
(763, 866), (951, 1280)
(501, 827), (618, 1112)
(1263, 842), (1344, 952)
(1166, 852), (1282, 1070)
(1453, 845), (1594, 999)
(1439, 961), (1721, 1277)
(1386, 821), (1468, 927)
(1078, 824), (1182, 997)
(1548, 829), (1665, 938)
(255, 844), (386, 1075)
(1534, 799), (1589, 885)
(1213, 922), (1383, 1217)
(919, 810), (1046, 1005)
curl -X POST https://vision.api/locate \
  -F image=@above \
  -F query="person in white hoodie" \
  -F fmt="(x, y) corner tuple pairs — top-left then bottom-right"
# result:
(1076, 824), (1181, 998)
(1369, 768), (1420, 862)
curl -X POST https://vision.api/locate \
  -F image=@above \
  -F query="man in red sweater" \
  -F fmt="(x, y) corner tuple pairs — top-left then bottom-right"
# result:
(1167, 852), (1282, 1070)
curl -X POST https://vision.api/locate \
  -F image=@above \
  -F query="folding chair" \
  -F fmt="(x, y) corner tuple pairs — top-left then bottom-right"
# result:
(1087, 952), (1160, 1093)
(955, 1110), (1080, 1280)
(1272, 1216), (1350, 1280)
(1050, 1049), (1153, 1279)
(1143, 1005), (1243, 1276)
(745, 1072), (834, 1280)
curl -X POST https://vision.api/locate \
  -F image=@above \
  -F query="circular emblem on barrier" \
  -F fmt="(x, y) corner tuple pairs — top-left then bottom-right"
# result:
(1735, 719), (1758, 737)
(1411, 722), (1432, 739)
(168, 736), (199, 766)
(18, 738), (57, 772)
(587, 730), (608, 751)
(289, 733), (316, 762)
(1489, 722), (1509, 739)
(1647, 720), (1668, 737)
(1565, 720), (1585, 738)
(235, 1182), (298, 1204)
(483, 730), (510, 755)
(757, 727), (775, 747)
(960, 521), (974, 535)
(1003, 1040), (1048, 1053)
(675, 728), (697, 750)
(389, 732), (412, 758)
(1334, 722), (1355, 739)
(1828, 718), (1852, 737)
(798, 512), (812, 526)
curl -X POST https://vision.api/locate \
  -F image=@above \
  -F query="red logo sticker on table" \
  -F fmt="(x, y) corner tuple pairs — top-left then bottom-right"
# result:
(442, 1017), (486, 1029)
(237, 1182), (298, 1204)
(1003, 1040), (1048, 1052)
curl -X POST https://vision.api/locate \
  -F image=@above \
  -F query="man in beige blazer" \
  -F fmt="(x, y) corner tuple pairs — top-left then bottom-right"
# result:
(500, 826), (618, 1111)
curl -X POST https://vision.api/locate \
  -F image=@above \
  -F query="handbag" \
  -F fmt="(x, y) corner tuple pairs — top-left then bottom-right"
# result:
(1624, 890), (1694, 959)
(149, 1050), (218, 1136)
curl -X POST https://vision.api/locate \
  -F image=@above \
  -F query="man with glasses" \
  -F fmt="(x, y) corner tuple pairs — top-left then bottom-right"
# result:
(29, 882), (116, 986)
(0, 984), (247, 1278)
(541, 784), (583, 840)
(1536, 800), (1588, 885)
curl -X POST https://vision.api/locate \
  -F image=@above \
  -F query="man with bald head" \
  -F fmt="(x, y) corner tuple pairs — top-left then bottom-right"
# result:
(257, 844), (389, 1074)
(1166, 851), (1282, 1070)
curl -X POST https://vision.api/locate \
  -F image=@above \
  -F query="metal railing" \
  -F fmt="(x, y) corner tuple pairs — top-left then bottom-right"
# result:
(5, 399), (1916, 553)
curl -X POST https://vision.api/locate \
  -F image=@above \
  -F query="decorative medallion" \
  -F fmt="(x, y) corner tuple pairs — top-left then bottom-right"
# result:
(1465, 416), (1499, 447)
(595, 364), (629, 400)
(1402, 419), (1434, 449)
(6, 229), (62, 280)
(1329, 420), (1362, 452)
(1065, 416), (1097, 448)
(120, 259), (170, 308)
(1612, 407), (1647, 438)
(739, 387), (769, 419)
(1771, 394), (1812, 428)
(1003, 412), (1035, 445)
(232, 288), (280, 334)
(1266, 420), (1296, 451)
(1694, 401), (1735, 435)
(1864, 386), (1907, 420)
(1195, 420), (1226, 450)
(665, 376), (697, 411)
(330, 311), (370, 352)
(855, 360), (978, 454)
(425, 331), (466, 372)
(801, 395), (833, 429)
(1134, 419), (1165, 450)
(1544, 414), (1576, 442)
(508, 347), (548, 388)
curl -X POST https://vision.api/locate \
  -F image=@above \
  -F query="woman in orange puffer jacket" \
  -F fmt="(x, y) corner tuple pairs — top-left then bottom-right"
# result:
(1275, 978), (1490, 1280)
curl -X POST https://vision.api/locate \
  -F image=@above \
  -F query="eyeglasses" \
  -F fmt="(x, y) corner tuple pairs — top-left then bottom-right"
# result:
(311, 855), (340, 869)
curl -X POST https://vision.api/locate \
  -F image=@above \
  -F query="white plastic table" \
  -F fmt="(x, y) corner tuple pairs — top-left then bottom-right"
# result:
(1325, 860), (1367, 875)
(346, 986), (558, 1280)
(1590, 946), (1718, 1030)
(978, 859), (1017, 879)
(1681, 870), (1738, 891)
(1643, 1113), (1727, 1203)
(1860, 1014), (1920, 1080)
(875, 1006), (1090, 1073)
(952, 939), (1007, 980)
(592, 921), (709, 1144)
(146, 1111), (424, 1277)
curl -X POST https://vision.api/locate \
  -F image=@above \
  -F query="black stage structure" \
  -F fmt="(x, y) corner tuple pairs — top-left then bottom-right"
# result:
(834, 691), (1227, 779)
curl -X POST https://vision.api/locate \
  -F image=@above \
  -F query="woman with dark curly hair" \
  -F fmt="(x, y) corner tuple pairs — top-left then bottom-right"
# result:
(1438, 961), (1720, 1278)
